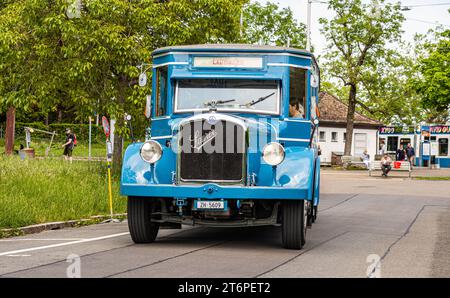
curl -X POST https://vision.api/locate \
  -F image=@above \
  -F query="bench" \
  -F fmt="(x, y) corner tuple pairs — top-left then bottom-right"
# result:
(341, 155), (368, 169)
(369, 161), (411, 178)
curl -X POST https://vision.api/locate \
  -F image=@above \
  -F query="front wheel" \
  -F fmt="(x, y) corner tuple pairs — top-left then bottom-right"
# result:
(282, 200), (308, 249)
(127, 197), (160, 243)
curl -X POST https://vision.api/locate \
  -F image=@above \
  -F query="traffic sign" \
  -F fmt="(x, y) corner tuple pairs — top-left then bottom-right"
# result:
(102, 116), (110, 138)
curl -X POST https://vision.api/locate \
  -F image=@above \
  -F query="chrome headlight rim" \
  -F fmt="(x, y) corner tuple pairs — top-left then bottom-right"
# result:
(262, 142), (285, 166)
(140, 140), (163, 164)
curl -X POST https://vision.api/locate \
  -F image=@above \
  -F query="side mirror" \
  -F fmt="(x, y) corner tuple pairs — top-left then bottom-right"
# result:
(145, 95), (151, 119)
(313, 118), (319, 125)
(310, 74), (319, 88)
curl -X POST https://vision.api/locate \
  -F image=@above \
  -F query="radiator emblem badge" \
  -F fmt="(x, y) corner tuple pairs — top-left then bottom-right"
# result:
(192, 130), (217, 151)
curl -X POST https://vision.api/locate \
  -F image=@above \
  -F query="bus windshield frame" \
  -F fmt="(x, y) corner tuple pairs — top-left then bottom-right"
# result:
(174, 78), (281, 115)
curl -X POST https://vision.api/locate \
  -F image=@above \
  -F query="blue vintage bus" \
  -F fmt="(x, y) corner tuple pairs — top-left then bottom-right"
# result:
(121, 44), (321, 249)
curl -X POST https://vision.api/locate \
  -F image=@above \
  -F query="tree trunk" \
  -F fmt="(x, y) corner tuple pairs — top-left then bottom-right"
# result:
(57, 109), (63, 123)
(344, 83), (357, 156)
(112, 75), (127, 171)
(5, 106), (16, 155)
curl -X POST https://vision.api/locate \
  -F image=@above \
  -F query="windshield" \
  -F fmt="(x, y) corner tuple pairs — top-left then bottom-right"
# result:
(175, 79), (280, 114)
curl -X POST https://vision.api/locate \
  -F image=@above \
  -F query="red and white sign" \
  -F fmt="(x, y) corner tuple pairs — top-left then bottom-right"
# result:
(102, 116), (110, 138)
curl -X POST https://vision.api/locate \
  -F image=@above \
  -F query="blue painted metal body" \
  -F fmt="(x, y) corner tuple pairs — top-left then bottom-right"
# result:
(120, 45), (321, 204)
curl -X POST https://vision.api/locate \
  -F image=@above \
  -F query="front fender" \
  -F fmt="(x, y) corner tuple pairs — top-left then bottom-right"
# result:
(121, 142), (175, 186)
(257, 147), (315, 200)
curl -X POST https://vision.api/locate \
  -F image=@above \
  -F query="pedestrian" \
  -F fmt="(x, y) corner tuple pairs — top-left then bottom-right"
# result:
(62, 128), (75, 163)
(406, 143), (415, 167)
(379, 140), (386, 155)
(362, 149), (370, 169)
(380, 154), (392, 177)
(396, 147), (406, 161)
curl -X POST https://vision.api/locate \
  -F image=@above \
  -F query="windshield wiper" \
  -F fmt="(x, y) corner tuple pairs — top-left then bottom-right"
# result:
(203, 99), (236, 108)
(243, 92), (275, 107)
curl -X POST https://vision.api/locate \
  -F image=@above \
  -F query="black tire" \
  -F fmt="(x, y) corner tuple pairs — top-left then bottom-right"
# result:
(282, 200), (307, 249)
(128, 197), (160, 243)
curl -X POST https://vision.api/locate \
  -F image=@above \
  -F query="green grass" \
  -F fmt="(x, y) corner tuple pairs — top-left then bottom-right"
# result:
(0, 155), (126, 229)
(413, 176), (450, 181)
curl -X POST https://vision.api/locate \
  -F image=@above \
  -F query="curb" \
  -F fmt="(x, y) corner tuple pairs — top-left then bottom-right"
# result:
(0, 214), (127, 239)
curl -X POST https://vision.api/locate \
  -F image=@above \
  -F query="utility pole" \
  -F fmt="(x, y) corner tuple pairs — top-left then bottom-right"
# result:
(306, 0), (312, 51)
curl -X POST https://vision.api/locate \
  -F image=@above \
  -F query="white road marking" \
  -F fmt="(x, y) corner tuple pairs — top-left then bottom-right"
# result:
(5, 254), (31, 257)
(0, 232), (130, 257)
(0, 238), (86, 242)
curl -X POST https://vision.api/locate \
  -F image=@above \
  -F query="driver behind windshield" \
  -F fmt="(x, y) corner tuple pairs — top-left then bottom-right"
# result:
(289, 98), (305, 118)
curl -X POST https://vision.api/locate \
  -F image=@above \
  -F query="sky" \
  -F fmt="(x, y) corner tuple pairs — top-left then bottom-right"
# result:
(253, 0), (450, 56)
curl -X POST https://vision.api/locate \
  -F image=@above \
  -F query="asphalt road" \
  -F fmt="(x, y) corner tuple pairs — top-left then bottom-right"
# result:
(1, 171), (449, 278)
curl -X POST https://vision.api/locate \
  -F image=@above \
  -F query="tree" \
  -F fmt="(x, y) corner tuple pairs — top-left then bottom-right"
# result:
(242, 2), (306, 48)
(0, 0), (246, 165)
(413, 25), (450, 123)
(355, 45), (424, 126)
(319, 0), (404, 155)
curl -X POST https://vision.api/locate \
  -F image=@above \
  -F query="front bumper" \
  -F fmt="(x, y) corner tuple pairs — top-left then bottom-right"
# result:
(121, 183), (309, 200)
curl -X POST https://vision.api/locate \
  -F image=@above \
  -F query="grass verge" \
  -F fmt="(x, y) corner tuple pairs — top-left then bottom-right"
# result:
(0, 155), (126, 229)
(413, 176), (450, 181)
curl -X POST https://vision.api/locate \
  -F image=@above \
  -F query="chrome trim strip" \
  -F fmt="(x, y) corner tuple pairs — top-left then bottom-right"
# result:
(151, 116), (171, 121)
(151, 135), (172, 140)
(276, 137), (310, 142)
(283, 119), (311, 123)
(153, 51), (313, 60)
(267, 63), (311, 69)
(152, 62), (189, 68)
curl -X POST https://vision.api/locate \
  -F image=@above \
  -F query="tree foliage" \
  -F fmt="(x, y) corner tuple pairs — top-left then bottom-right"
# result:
(319, 0), (404, 155)
(413, 26), (450, 122)
(0, 0), (246, 165)
(242, 1), (306, 48)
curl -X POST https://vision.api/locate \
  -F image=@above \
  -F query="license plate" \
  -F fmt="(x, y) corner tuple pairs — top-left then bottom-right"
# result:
(195, 200), (225, 210)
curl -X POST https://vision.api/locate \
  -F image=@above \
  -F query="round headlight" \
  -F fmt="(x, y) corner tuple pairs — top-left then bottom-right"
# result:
(140, 141), (163, 164)
(262, 142), (285, 166)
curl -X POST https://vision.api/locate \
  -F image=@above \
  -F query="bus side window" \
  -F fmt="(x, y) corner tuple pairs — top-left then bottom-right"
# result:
(289, 67), (306, 119)
(155, 66), (168, 117)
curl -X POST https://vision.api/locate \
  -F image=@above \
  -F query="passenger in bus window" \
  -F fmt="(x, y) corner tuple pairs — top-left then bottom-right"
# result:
(289, 98), (305, 118)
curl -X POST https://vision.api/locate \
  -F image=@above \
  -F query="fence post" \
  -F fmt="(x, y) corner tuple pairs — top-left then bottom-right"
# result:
(89, 116), (92, 161)
(5, 106), (16, 155)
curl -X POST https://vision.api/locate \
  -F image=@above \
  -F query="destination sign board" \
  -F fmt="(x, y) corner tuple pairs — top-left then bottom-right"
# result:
(193, 56), (263, 69)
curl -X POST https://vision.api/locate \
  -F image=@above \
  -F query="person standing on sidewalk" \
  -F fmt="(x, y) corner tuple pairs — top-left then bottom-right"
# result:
(62, 128), (75, 163)
(406, 143), (415, 167)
